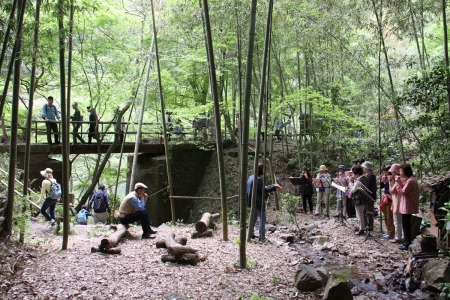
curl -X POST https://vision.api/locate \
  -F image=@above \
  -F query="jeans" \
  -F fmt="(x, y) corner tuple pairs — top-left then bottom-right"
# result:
(118, 209), (152, 234)
(41, 197), (57, 221)
(249, 207), (266, 241)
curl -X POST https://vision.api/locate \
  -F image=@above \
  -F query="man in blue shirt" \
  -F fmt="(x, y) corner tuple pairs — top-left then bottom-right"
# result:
(117, 182), (157, 239)
(42, 96), (60, 144)
(247, 164), (282, 241)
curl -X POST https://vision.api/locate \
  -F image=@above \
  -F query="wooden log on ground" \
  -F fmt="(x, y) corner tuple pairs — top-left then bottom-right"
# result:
(100, 224), (128, 251)
(161, 253), (200, 266)
(191, 229), (213, 239)
(165, 233), (198, 257)
(195, 212), (220, 233)
(156, 236), (187, 248)
(91, 246), (121, 255)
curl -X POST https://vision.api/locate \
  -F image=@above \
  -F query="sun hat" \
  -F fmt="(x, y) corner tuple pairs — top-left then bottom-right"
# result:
(388, 163), (401, 174)
(338, 165), (345, 170)
(40, 168), (53, 177)
(361, 161), (374, 170)
(319, 165), (328, 172)
(134, 182), (148, 190)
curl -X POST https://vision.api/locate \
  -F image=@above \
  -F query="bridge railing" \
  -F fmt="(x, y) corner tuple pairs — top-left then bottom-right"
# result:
(22, 120), (214, 144)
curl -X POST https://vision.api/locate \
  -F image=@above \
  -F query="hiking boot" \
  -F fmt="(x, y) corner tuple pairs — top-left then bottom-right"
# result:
(142, 233), (155, 239)
(148, 228), (157, 234)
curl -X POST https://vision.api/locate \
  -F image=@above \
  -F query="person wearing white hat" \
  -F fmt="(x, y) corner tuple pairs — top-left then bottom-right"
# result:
(314, 165), (332, 217)
(361, 161), (377, 231)
(116, 182), (157, 239)
(334, 165), (348, 218)
(39, 168), (58, 225)
(388, 163), (404, 243)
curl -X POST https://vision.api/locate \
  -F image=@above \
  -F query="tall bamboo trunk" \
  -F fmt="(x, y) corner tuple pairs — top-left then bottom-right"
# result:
(4, 0), (26, 238)
(442, 0), (450, 113)
(150, 0), (175, 225)
(0, 0), (17, 74)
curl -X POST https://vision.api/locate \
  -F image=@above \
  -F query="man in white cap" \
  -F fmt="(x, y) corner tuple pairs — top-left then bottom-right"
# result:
(39, 168), (59, 225)
(117, 182), (157, 239)
(361, 161), (377, 231)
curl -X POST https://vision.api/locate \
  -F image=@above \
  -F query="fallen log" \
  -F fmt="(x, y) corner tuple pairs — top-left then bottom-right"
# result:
(91, 246), (121, 255)
(191, 229), (213, 239)
(165, 233), (198, 257)
(100, 224), (128, 251)
(161, 253), (199, 266)
(195, 212), (219, 233)
(156, 236), (187, 248)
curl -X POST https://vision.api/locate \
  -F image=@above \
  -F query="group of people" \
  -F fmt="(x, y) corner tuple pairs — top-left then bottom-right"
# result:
(296, 160), (420, 250)
(42, 96), (98, 145)
(39, 167), (158, 239)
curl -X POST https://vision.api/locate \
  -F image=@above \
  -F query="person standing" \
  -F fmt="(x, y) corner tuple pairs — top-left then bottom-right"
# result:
(350, 166), (370, 235)
(314, 165), (331, 218)
(42, 96), (60, 144)
(247, 164), (282, 241)
(274, 117), (283, 142)
(89, 184), (110, 224)
(361, 161), (377, 231)
(380, 165), (394, 239)
(39, 168), (59, 225)
(70, 102), (86, 144)
(87, 106), (98, 144)
(388, 163), (404, 243)
(285, 119), (294, 139)
(117, 182), (157, 239)
(394, 164), (420, 250)
(299, 166), (314, 214)
(334, 165), (348, 218)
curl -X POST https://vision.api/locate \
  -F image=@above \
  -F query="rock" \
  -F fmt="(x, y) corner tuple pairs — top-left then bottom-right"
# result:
(410, 234), (437, 255)
(321, 242), (335, 251)
(305, 223), (318, 231)
(421, 260), (450, 291)
(280, 233), (295, 243)
(311, 235), (329, 244)
(316, 267), (329, 283)
(322, 274), (353, 300)
(294, 265), (327, 292)
(267, 225), (277, 233)
(166, 293), (187, 300)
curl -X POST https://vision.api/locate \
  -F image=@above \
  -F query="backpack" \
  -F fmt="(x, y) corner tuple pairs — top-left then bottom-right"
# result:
(76, 210), (87, 223)
(92, 192), (106, 213)
(48, 181), (62, 199)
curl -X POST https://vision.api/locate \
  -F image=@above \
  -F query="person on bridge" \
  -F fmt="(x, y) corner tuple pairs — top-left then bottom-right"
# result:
(87, 106), (98, 144)
(116, 182), (157, 239)
(42, 96), (60, 144)
(70, 102), (86, 144)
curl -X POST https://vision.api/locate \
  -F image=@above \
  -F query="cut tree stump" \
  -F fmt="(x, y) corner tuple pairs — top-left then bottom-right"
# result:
(91, 246), (122, 255)
(161, 253), (200, 266)
(156, 236), (187, 248)
(164, 233), (198, 257)
(191, 230), (213, 239)
(195, 213), (219, 233)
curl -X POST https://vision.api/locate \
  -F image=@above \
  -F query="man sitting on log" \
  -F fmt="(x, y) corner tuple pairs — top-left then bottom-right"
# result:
(117, 182), (157, 239)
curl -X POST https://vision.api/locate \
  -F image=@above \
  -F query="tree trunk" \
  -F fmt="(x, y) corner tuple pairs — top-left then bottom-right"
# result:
(99, 224), (128, 251)
(239, 0), (258, 269)
(149, 0), (176, 225)
(3, 0), (26, 238)
(191, 230), (213, 239)
(442, 0), (450, 113)
(156, 236), (187, 248)
(161, 253), (199, 265)
(91, 247), (121, 255)
(0, 0), (17, 73)
(248, 0), (274, 242)
(195, 212), (219, 233)
(201, 0), (229, 241)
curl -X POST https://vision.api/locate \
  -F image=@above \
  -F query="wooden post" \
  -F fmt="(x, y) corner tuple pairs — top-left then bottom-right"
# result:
(195, 212), (219, 233)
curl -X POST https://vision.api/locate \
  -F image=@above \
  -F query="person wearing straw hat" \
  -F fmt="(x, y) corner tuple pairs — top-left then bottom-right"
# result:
(39, 168), (58, 225)
(117, 182), (157, 239)
(314, 164), (332, 217)
(361, 161), (377, 231)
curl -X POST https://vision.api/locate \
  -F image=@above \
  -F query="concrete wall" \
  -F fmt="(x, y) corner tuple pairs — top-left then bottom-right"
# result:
(129, 144), (214, 225)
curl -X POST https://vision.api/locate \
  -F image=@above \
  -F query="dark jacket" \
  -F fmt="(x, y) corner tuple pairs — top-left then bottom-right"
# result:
(299, 172), (314, 196)
(246, 175), (277, 210)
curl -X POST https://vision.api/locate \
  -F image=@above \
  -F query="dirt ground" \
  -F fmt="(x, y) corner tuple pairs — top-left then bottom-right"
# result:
(0, 209), (434, 300)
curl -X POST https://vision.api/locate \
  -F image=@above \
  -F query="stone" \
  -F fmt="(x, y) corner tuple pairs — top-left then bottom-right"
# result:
(166, 293), (187, 300)
(295, 265), (327, 292)
(267, 225), (277, 233)
(316, 267), (329, 283)
(322, 274), (353, 300)
(321, 242), (335, 251)
(421, 260), (450, 291)
(280, 233), (295, 243)
(305, 223), (318, 231)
